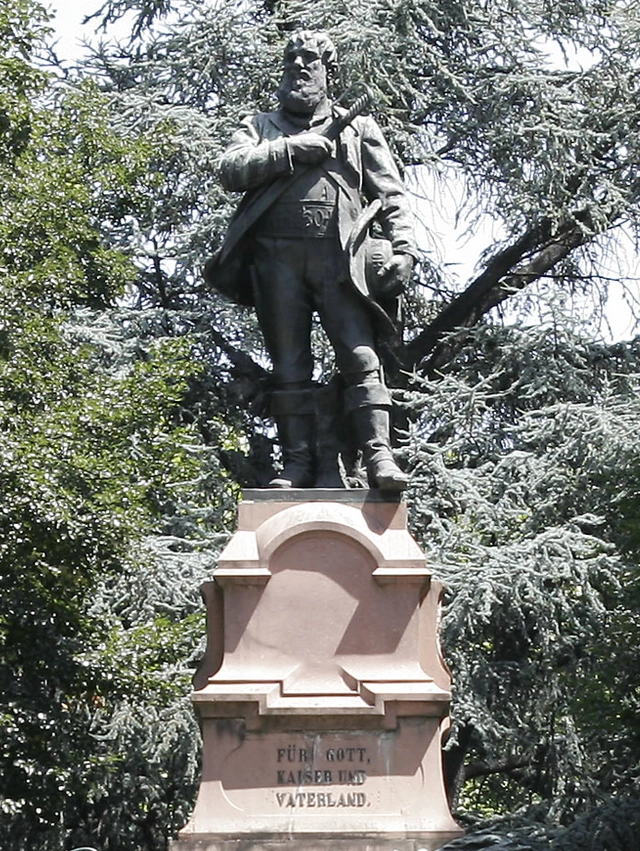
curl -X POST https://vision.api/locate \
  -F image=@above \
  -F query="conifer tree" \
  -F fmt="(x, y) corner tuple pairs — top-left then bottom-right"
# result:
(4, 0), (640, 849)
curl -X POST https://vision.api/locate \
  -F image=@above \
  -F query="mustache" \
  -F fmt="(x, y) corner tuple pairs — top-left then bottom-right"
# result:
(284, 69), (313, 84)
(279, 76), (324, 97)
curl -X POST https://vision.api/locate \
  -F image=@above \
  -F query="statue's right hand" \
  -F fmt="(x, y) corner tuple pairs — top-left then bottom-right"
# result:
(288, 133), (333, 164)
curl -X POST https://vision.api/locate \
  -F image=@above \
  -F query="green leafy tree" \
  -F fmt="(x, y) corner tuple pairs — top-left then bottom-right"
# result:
(0, 3), (235, 849)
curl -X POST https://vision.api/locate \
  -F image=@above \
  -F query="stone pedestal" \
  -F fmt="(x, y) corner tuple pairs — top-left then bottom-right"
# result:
(172, 490), (462, 851)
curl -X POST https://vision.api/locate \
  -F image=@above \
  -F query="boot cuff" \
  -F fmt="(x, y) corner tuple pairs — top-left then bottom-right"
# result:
(343, 382), (391, 411)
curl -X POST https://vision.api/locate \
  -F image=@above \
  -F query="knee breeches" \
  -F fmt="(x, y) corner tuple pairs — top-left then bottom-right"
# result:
(252, 236), (381, 387)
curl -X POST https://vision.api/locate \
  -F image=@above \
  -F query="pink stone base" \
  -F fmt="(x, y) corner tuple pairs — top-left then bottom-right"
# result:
(173, 493), (462, 851)
(173, 719), (461, 848)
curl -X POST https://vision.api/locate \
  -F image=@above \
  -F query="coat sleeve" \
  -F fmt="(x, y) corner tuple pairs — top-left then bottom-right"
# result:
(359, 116), (418, 259)
(219, 114), (293, 192)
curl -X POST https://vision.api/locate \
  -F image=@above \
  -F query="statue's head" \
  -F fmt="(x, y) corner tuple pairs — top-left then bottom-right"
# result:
(277, 30), (337, 116)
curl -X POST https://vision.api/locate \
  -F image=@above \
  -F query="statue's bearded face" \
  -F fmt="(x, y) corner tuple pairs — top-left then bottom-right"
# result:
(277, 43), (328, 115)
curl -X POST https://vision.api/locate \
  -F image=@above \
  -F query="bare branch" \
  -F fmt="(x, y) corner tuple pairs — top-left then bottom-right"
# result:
(464, 755), (534, 781)
(402, 219), (587, 373)
(208, 325), (268, 382)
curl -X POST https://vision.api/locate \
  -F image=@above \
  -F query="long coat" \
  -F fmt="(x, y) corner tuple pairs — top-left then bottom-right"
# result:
(204, 105), (417, 320)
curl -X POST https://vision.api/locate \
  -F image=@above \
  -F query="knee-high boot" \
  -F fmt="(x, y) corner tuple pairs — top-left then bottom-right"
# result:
(268, 388), (316, 489)
(351, 405), (408, 492)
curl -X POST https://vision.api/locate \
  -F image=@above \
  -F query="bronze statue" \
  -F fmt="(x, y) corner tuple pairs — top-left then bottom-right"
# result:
(205, 31), (418, 490)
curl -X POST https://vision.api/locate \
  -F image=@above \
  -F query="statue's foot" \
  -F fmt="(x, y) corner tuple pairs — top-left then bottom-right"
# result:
(367, 458), (409, 492)
(268, 463), (314, 489)
(269, 410), (315, 488)
(351, 405), (408, 492)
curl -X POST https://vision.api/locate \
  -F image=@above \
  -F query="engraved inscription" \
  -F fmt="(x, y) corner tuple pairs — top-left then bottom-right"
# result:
(277, 769), (333, 785)
(326, 747), (367, 762)
(276, 791), (367, 808)
(337, 769), (366, 784)
(274, 742), (371, 807)
(276, 768), (367, 785)
(277, 746), (312, 763)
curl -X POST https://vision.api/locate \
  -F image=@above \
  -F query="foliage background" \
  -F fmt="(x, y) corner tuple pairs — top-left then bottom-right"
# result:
(2, 0), (640, 849)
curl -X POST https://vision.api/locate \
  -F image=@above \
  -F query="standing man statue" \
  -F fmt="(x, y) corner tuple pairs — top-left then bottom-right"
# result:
(205, 30), (418, 491)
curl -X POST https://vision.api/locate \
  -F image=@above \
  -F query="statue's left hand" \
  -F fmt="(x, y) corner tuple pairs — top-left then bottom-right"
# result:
(376, 253), (415, 297)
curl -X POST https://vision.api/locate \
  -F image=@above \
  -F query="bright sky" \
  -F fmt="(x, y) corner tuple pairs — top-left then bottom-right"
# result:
(49, 2), (132, 58)
(48, 5), (91, 57)
(48, 4), (640, 343)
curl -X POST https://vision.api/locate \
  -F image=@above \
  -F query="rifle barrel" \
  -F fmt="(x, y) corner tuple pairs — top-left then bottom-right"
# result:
(322, 92), (371, 141)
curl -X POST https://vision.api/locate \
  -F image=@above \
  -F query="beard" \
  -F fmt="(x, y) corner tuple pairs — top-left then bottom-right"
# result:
(277, 69), (327, 116)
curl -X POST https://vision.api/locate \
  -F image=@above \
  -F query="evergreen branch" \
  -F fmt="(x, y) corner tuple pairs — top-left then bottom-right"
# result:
(464, 755), (535, 781)
(208, 326), (269, 382)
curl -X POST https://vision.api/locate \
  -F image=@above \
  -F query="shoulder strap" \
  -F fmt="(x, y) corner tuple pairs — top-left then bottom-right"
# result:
(218, 174), (293, 263)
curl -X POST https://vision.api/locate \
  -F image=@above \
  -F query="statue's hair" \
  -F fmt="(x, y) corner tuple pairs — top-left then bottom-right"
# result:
(284, 31), (338, 76)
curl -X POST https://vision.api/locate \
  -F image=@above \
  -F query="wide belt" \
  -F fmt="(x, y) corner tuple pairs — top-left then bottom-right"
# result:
(258, 201), (337, 238)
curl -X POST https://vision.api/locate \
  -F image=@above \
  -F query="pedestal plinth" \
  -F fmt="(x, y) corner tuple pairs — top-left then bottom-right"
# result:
(172, 490), (462, 851)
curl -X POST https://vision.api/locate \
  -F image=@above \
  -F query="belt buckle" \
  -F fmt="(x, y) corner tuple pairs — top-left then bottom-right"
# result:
(301, 202), (334, 237)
